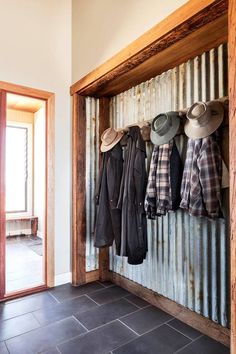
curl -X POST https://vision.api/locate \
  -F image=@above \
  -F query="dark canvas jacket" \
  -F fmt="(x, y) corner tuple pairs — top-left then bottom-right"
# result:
(117, 126), (147, 265)
(94, 143), (123, 254)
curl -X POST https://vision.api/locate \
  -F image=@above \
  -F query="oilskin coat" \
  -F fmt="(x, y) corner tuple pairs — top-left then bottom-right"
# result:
(117, 126), (147, 265)
(94, 143), (123, 255)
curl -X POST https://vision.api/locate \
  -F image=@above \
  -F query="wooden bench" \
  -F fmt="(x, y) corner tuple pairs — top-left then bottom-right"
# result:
(6, 216), (38, 237)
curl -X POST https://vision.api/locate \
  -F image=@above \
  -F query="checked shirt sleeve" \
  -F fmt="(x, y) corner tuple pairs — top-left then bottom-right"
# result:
(198, 136), (222, 219)
(145, 145), (159, 218)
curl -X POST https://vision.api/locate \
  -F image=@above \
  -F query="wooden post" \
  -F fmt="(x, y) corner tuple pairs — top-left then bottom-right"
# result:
(0, 90), (6, 299)
(229, 0), (236, 352)
(98, 97), (110, 282)
(72, 94), (86, 285)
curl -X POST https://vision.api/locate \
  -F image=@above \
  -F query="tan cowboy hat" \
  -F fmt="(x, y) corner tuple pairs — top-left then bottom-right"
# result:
(100, 127), (124, 152)
(150, 111), (180, 146)
(185, 100), (224, 139)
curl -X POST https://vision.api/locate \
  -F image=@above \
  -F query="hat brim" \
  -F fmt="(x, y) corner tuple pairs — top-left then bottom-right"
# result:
(101, 131), (124, 152)
(150, 115), (180, 146)
(185, 101), (224, 139)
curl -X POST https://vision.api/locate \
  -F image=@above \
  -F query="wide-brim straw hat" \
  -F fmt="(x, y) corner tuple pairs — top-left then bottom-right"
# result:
(150, 111), (180, 146)
(100, 127), (124, 152)
(185, 100), (224, 139)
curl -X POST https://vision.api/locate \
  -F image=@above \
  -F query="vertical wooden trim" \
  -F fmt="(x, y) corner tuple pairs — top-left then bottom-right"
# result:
(0, 90), (6, 299)
(72, 94), (86, 285)
(98, 97), (110, 281)
(229, 1), (236, 352)
(0, 81), (55, 298)
(46, 94), (55, 287)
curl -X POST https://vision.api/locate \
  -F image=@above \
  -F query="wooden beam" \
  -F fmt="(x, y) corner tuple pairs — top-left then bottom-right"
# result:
(0, 90), (6, 299)
(99, 15), (227, 97)
(110, 272), (230, 348)
(70, 0), (228, 97)
(98, 98), (110, 282)
(72, 94), (87, 285)
(229, 0), (236, 353)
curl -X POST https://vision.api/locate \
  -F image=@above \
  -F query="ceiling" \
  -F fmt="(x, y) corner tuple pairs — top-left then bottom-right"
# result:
(7, 93), (45, 113)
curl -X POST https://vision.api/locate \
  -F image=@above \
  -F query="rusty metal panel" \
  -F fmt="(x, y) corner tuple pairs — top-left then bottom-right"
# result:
(85, 97), (99, 271)
(109, 43), (229, 327)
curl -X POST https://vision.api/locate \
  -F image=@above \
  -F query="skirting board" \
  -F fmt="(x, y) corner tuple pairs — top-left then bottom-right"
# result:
(109, 271), (230, 348)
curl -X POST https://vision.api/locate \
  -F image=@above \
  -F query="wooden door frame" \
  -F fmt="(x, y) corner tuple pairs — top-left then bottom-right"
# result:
(0, 81), (55, 301)
(71, 0), (236, 352)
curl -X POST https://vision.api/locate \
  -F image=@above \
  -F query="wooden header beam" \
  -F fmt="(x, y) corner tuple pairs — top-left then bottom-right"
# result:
(70, 0), (228, 97)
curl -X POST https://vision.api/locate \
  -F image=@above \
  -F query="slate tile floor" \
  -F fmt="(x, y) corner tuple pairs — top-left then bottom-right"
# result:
(0, 281), (230, 354)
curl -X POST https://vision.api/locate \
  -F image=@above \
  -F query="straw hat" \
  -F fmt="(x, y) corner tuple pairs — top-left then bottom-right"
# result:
(150, 112), (180, 145)
(185, 101), (224, 139)
(100, 127), (124, 152)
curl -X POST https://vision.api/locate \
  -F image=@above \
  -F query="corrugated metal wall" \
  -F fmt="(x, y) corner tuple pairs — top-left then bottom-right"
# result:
(85, 97), (99, 271)
(109, 43), (229, 327)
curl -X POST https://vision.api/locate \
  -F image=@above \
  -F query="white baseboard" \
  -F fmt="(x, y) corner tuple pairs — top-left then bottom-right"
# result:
(54, 272), (72, 286)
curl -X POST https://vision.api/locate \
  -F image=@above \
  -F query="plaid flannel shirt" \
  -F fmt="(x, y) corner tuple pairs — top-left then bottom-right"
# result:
(145, 141), (173, 217)
(180, 133), (222, 219)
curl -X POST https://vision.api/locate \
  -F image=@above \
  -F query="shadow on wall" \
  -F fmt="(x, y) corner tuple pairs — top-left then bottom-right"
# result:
(72, 0), (188, 81)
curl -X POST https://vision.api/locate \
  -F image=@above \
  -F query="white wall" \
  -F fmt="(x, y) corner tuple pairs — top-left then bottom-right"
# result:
(72, 0), (188, 82)
(34, 107), (46, 239)
(0, 0), (72, 279)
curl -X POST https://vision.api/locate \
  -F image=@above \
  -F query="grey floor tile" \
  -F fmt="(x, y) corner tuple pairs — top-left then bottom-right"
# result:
(5, 317), (86, 354)
(75, 298), (138, 330)
(0, 342), (9, 354)
(41, 348), (61, 354)
(124, 294), (149, 308)
(113, 324), (191, 354)
(87, 286), (130, 305)
(49, 282), (104, 302)
(0, 292), (57, 321)
(58, 320), (137, 354)
(168, 319), (202, 340)
(0, 313), (40, 341)
(98, 281), (114, 288)
(120, 305), (173, 334)
(33, 295), (98, 325)
(177, 335), (230, 354)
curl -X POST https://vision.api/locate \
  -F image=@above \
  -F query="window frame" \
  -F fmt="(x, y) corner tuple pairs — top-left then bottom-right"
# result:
(6, 121), (33, 218)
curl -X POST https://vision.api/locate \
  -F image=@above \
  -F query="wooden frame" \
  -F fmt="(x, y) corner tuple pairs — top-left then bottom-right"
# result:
(71, 0), (236, 352)
(72, 94), (86, 286)
(229, 0), (236, 352)
(0, 90), (6, 299)
(0, 81), (55, 300)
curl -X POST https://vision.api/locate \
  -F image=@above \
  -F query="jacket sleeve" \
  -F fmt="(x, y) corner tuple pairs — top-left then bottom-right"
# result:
(106, 147), (123, 209)
(134, 148), (147, 214)
(95, 152), (105, 205)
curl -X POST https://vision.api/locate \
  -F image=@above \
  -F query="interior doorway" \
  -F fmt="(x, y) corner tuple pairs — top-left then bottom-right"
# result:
(0, 82), (55, 300)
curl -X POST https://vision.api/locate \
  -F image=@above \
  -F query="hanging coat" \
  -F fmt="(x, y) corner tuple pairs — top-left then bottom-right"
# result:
(117, 126), (147, 265)
(94, 143), (123, 255)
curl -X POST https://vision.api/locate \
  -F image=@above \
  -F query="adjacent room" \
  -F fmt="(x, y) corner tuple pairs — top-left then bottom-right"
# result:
(5, 93), (46, 293)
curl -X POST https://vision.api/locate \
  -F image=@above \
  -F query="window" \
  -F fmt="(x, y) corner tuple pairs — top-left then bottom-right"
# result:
(6, 122), (32, 216)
